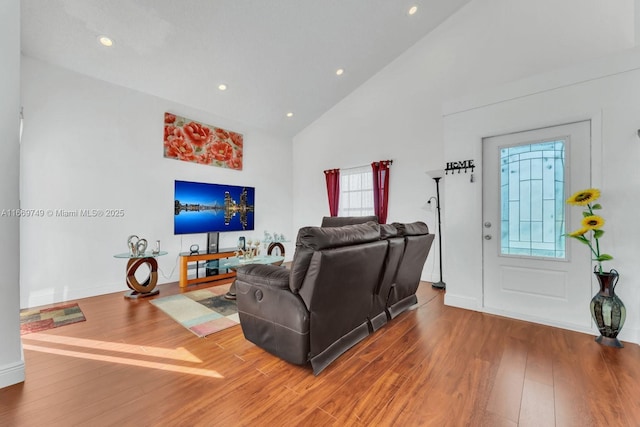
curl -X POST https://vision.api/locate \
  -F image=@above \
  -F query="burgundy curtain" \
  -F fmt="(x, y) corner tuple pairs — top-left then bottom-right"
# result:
(371, 160), (391, 224)
(324, 168), (340, 217)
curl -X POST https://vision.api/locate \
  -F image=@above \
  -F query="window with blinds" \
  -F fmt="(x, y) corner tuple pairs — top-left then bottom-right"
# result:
(339, 166), (374, 217)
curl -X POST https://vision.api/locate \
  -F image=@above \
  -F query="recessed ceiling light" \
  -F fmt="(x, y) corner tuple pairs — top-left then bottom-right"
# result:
(286, 112), (294, 118)
(98, 36), (113, 47)
(336, 68), (344, 76)
(408, 6), (418, 15)
(218, 84), (228, 91)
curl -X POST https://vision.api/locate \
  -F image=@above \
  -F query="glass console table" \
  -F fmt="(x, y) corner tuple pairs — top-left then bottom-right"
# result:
(217, 254), (285, 270)
(114, 251), (168, 299)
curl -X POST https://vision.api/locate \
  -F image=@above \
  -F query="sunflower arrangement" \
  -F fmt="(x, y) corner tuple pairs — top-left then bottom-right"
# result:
(566, 188), (613, 274)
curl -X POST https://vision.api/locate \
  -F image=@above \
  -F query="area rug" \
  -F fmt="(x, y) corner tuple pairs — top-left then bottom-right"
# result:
(20, 303), (86, 335)
(150, 289), (240, 337)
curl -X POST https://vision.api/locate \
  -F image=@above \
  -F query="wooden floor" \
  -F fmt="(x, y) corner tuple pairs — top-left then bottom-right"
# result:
(2, 281), (639, 426)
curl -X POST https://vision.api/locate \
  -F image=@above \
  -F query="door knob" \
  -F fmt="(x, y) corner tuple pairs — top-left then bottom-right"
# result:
(484, 235), (492, 240)
(484, 222), (492, 228)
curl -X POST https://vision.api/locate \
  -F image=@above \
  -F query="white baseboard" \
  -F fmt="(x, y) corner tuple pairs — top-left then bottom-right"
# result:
(22, 277), (183, 309)
(483, 307), (640, 346)
(22, 282), (125, 309)
(482, 306), (594, 336)
(445, 296), (640, 346)
(0, 360), (25, 389)
(618, 325), (640, 346)
(444, 293), (481, 312)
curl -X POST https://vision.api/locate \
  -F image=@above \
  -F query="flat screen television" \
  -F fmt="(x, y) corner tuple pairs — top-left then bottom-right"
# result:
(174, 180), (255, 235)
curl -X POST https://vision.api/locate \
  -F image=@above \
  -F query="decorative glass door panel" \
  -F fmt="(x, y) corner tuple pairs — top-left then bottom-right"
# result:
(483, 121), (592, 329)
(500, 141), (565, 259)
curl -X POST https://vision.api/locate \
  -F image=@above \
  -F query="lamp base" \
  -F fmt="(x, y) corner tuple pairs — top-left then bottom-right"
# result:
(432, 281), (446, 290)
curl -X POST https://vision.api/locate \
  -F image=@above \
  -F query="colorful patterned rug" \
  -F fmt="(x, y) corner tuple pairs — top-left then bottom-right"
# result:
(20, 303), (86, 335)
(150, 288), (240, 337)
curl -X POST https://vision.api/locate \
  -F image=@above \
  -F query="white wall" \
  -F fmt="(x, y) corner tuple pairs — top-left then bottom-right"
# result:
(292, 0), (634, 283)
(20, 56), (293, 308)
(443, 48), (640, 344)
(0, 0), (25, 388)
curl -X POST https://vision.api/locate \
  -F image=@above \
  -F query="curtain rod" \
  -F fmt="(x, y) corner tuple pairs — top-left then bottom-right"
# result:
(340, 159), (393, 172)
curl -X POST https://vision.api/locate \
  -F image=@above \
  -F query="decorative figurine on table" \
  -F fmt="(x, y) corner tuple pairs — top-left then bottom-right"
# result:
(128, 235), (139, 256)
(263, 231), (273, 244)
(136, 239), (148, 256)
(235, 239), (260, 260)
(262, 230), (286, 247)
(127, 235), (149, 257)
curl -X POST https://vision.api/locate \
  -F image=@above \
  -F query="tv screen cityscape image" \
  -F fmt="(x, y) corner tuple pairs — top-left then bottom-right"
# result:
(174, 180), (255, 234)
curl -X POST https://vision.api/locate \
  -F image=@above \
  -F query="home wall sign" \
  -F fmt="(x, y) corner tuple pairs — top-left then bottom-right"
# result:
(445, 159), (475, 174)
(163, 112), (244, 171)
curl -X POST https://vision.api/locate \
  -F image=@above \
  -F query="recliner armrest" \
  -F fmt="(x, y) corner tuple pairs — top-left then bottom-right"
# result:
(236, 264), (290, 289)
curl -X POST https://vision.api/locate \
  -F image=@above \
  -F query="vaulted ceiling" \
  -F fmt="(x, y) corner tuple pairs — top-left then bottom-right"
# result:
(21, 0), (471, 137)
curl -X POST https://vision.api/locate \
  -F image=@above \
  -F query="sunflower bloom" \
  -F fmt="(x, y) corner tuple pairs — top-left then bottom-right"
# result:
(568, 227), (590, 237)
(582, 215), (605, 229)
(565, 188), (612, 273)
(567, 188), (600, 206)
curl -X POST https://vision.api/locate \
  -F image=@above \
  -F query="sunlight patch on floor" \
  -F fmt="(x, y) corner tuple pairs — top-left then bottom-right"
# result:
(22, 333), (202, 362)
(23, 343), (224, 378)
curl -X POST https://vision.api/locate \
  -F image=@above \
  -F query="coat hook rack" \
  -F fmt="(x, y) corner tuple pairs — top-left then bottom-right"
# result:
(445, 159), (475, 175)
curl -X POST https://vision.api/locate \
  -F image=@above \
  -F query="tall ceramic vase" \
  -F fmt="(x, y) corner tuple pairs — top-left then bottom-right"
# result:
(590, 267), (625, 348)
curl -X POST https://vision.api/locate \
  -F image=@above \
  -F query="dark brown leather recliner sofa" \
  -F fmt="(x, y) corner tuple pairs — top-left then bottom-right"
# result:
(235, 218), (435, 375)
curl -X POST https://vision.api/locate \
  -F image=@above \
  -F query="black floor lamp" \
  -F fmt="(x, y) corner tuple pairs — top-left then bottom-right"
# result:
(426, 170), (445, 290)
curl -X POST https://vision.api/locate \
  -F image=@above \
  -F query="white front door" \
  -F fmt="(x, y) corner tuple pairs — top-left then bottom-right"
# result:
(482, 121), (593, 330)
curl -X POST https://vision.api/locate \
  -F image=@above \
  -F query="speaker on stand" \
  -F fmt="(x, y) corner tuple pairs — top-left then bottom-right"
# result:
(206, 232), (219, 276)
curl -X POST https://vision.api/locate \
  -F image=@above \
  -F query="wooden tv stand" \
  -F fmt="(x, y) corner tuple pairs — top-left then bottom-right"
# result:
(178, 250), (237, 288)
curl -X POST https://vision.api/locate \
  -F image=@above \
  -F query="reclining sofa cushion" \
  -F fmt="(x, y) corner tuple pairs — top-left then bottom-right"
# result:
(294, 221), (386, 374)
(235, 264), (310, 366)
(320, 215), (378, 227)
(392, 221), (429, 236)
(289, 221), (380, 293)
(379, 223), (399, 239)
(370, 223), (404, 330)
(297, 233), (388, 374)
(387, 221), (435, 318)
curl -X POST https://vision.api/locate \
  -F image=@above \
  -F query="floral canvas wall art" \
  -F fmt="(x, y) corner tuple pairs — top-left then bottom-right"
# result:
(163, 112), (243, 170)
